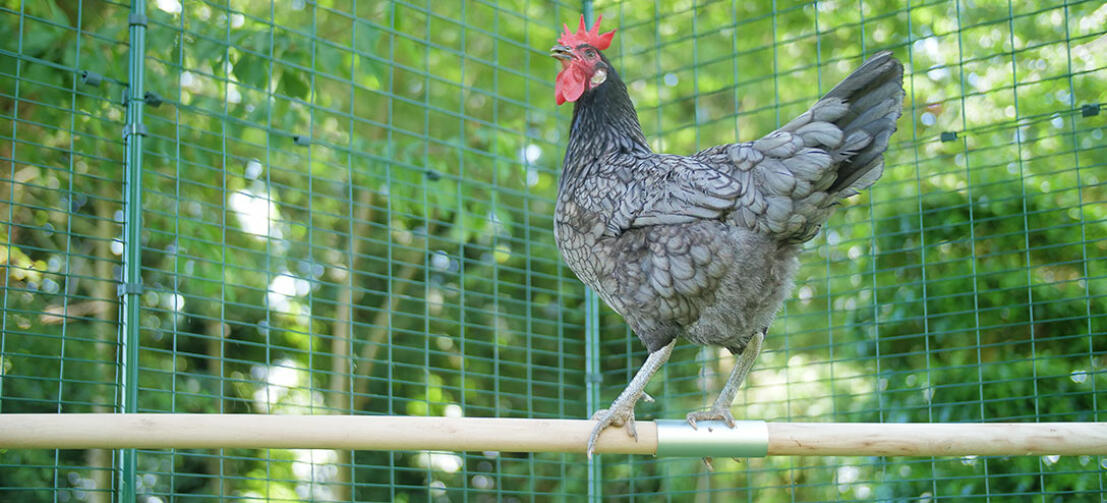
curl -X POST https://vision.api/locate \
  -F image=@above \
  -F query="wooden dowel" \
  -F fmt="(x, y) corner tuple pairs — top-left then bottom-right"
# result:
(0, 414), (657, 454)
(1, 414), (1104, 457)
(767, 422), (1107, 456)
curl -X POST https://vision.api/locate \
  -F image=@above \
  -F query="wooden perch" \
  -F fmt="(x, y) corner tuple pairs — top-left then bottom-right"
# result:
(1, 414), (1104, 457)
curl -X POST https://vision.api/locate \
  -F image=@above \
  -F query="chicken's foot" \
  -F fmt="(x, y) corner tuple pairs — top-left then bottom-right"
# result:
(686, 329), (764, 430)
(586, 339), (676, 459)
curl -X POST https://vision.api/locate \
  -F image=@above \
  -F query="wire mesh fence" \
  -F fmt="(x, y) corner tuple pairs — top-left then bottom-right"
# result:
(1, 0), (1104, 501)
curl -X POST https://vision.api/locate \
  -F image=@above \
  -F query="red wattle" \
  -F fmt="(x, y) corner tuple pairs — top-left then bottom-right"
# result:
(555, 66), (586, 105)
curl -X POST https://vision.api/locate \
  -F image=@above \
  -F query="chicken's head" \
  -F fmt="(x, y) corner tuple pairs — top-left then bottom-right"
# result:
(550, 15), (615, 105)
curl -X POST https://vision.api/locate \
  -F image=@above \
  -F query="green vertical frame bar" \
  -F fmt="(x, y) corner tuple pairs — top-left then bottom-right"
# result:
(120, 1), (148, 502)
(584, 288), (601, 499)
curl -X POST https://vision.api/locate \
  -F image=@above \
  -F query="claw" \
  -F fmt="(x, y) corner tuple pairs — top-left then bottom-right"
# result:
(686, 407), (737, 430)
(586, 406), (637, 459)
(586, 422), (604, 459)
(702, 456), (714, 471)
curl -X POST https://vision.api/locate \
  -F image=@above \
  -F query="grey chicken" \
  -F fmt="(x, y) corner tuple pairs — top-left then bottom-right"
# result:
(550, 16), (905, 458)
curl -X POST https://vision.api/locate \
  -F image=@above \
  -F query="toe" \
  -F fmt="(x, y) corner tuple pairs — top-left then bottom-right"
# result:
(625, 414), (638, 441)
(588, 406), (638, 456)
(685, 408), (738, 429)
(586, 422), (604, 459)
(720, 410), (736, 428)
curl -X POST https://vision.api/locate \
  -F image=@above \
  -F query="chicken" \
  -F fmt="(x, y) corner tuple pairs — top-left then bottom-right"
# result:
(550, 15), (905, 458)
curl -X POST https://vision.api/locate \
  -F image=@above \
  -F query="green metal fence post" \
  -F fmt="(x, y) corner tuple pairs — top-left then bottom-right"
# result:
(584, 288), (602, 499)
(120, 1), (148, 501)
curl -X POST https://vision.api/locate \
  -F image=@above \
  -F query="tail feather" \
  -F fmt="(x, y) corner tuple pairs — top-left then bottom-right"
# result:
(823, 51), (905, 195)
(823, 51), (904, 109)
(706, 51), (904, 241)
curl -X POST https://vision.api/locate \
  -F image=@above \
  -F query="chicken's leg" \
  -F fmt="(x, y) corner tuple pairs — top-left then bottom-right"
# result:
(686, 329), (764, 429)
(586, 339), (676, 458)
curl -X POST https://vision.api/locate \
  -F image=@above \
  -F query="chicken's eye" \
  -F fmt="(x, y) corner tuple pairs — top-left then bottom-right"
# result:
(584, 49), (597, 59)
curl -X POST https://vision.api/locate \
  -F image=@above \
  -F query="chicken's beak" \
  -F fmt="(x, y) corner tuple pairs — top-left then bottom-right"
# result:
(550, 44), (574, 61)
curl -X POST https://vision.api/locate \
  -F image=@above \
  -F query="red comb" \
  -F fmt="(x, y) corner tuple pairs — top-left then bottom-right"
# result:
(557, 14), (615, 50)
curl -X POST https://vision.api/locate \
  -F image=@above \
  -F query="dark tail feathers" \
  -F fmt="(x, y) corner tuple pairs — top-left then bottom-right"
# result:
(822, 51), (905, 196)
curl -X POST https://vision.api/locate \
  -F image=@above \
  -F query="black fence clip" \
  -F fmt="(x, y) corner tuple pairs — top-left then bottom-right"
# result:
(940, 131), (958, 142)
(144, 91), (163, 108)
(128, 13), (148, 26)
(1082, 104), (1100, 118)
(293, 135), (310, 146)
(80, 70), (103, 87)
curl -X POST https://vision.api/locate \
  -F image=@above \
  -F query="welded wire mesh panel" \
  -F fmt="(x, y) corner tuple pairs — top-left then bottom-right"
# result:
(592, 0), (1106, 500)
(1, 1), (131, 501)
(3, 0), (592, 501)
(131, 0), (588, 501)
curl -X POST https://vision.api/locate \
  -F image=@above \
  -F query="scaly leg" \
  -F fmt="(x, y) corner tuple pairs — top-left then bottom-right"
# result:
(586, 339), (676, 459)
(686, 329), (764, 430)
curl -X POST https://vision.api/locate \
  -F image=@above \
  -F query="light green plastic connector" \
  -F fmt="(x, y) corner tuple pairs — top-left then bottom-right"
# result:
(655, 420), (769, 458)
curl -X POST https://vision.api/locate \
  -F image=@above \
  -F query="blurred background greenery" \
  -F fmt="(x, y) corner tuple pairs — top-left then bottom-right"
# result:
(0, 0), (1104, 501)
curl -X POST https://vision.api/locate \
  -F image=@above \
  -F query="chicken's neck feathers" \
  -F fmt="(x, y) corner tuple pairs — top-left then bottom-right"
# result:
(562, 66), (651, 178)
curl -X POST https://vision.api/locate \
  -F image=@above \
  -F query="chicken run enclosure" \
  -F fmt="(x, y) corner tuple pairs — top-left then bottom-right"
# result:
(2, 0), (1107, 501)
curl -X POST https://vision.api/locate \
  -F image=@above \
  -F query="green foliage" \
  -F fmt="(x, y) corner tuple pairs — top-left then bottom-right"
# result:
(0, 0), (1103, 501)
